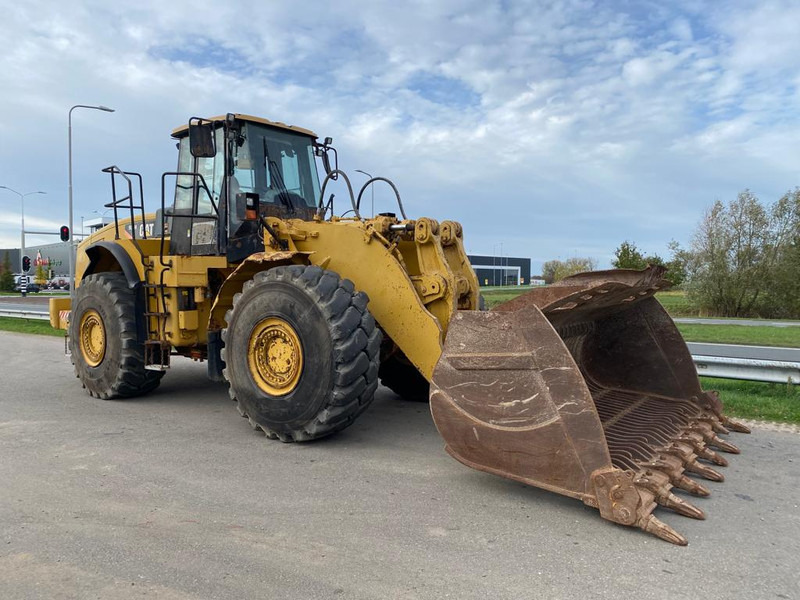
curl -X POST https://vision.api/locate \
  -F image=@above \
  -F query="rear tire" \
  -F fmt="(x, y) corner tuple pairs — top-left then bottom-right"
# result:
(380, 297), (486, 403)
(379, 352), (430, 402)
(70, 273), (164, 399)
(222, 265), (381, 442)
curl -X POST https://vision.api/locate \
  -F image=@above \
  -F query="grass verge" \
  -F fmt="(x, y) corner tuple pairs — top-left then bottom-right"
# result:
(676, 324), (799, 347)
(483, 288), (695, 314)
(655, 290), (697, 316)
(481, 288), (527, 308)
(0, 317), (62, 337)
(702, 377), (799, 424)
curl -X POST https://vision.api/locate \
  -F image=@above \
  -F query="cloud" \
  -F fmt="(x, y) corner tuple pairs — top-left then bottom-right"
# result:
(1, 0), (798, 273)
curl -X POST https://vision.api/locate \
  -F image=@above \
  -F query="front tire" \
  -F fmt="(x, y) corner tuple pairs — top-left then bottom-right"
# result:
(70, 273), (164, 399)
(222, 265), (381, 442)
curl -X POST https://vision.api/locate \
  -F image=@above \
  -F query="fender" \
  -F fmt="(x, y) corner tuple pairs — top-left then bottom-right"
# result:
(84, 241), (142, 288)
(206, 250), (311, 381)
(83, 241), (148, 343)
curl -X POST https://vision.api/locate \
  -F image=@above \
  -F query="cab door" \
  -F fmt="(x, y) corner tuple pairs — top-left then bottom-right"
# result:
(169, 127), (224, 256)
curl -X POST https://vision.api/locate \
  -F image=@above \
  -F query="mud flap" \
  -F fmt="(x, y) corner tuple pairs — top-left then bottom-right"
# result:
(430, 267), (749, 544)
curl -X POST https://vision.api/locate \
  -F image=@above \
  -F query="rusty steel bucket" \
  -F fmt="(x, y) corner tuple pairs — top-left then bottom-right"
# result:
(430, 266), (748, 545)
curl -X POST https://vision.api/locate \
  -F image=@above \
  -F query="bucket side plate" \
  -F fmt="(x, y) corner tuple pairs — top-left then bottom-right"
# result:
(430, 308), (612, 501)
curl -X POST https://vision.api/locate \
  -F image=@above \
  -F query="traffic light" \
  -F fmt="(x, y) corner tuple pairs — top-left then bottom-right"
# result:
(60, 225), (70, 242)
(22, 255), (31, 272)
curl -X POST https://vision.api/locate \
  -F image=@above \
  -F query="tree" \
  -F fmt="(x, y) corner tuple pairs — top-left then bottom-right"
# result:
(686, 189), (799, 318)
(541, 260), (560, 284)
(663, 240), (689, 287)
(34, 262), (47, 286)
(759, 188), (800, 318)
(542, 257), (598, 283)
(612, 240), (687, 286)
(0, 251), (14, 291)
(612, 241), (647, 270)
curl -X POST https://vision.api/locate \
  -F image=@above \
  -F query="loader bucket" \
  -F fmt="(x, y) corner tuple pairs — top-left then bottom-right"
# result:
(430, 266), (748, 545)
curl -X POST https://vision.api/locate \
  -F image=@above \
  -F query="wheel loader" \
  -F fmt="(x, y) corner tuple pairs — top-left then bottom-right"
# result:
(50, 112), (749, 545)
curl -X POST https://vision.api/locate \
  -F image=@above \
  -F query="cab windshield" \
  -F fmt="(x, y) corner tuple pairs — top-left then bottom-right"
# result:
(233, 123), (321, 209)
(173, 122), (321, 217)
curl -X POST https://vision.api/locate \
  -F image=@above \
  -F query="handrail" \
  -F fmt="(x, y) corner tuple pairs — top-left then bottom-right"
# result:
(101, 166), (148, 242)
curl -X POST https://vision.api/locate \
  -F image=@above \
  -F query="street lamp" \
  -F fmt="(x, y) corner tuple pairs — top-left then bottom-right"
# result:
(0, 186), (46, 271)
(355, 169), (374, 217)
(68, 104), (114, 300)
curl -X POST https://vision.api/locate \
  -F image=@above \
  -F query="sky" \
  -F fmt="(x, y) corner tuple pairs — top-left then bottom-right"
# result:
(1, 0), (798, 274)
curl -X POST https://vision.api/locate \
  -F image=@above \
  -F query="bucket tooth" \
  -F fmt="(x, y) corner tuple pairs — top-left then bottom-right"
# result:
(640, 514), (688, 546)
(674, 474), (711, 497)
(709, 435), (740, 454)
(633, 469), (670, 495)
(677, 434), (728, 466)
(696, 414), (729, 434)
(687, 420), (714, 437)
(688, 422), (740, 455)
(658, 492), (706, 520)
(722, 416), (751, 434)
(696, 446), (729, 467)
(686, 460), (724, 482)
(634, 471), (706, 520)
(706, 419), (730, 435)
(661, 441), (696, 464)
(638, 457), (704, 496)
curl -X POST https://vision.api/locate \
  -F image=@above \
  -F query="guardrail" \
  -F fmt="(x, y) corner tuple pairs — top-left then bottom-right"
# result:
(692, 355), (800, 384)
(1, 308), (798, 383)
(0, 308), (50, 321)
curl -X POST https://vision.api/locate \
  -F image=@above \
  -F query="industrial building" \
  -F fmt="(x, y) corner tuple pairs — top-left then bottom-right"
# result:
(0, 217), (110, 277)
(467, 254), (531, 287)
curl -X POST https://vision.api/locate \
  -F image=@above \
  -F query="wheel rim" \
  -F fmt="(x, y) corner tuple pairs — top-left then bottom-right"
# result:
(79, 309), (106, 367)
(247, 317), (304, 396)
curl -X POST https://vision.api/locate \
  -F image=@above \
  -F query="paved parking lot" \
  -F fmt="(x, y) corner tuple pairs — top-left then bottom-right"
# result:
(1, 331), (798, 599)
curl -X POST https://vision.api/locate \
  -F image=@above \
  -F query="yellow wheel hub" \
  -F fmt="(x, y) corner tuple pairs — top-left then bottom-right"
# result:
(79, 309), (106, 367)
(248, 317), (303, 395)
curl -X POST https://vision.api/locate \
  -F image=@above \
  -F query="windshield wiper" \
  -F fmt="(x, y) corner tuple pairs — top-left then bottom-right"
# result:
(263, 139), (295, 213)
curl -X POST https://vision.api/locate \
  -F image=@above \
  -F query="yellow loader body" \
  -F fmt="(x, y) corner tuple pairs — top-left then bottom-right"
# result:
(51, 113), (748, 545)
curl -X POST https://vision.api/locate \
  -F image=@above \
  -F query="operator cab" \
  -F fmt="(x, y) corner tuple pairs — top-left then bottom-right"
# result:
(169, 114), (323, 261)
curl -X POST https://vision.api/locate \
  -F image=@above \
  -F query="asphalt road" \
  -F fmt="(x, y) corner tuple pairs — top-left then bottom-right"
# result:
(686, 342), (800, 363)
(0, 296), (58, 316)
(1, 332), (798, 600)
(0, 296), (53, 313)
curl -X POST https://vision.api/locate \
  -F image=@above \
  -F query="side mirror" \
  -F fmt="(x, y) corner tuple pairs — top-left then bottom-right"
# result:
(321, 152), (332, 175)
(315, 138), (337, 176)
(188, 119), (216, 158)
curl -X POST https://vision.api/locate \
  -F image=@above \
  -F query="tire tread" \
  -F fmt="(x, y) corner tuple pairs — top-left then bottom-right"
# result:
(70, 273), (163, 399)
(223, 265), (381, 442)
